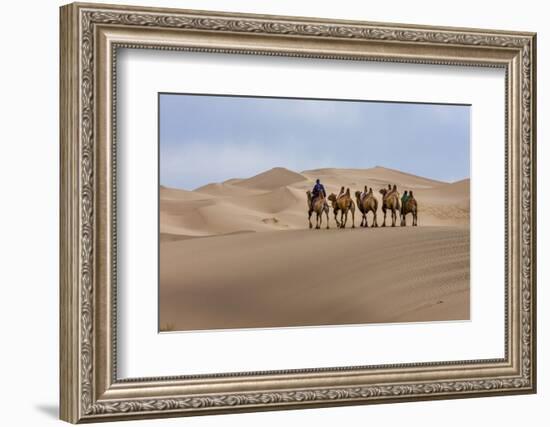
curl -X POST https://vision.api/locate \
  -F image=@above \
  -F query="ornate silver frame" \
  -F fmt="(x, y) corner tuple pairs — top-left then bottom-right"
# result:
(60, 2), (537, 423)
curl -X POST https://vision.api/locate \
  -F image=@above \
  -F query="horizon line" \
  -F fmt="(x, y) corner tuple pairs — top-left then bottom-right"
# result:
(159, 165), (470, 192)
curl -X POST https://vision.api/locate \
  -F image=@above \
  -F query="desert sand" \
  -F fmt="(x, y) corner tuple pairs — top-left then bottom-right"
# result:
(159, 166), (470, 331)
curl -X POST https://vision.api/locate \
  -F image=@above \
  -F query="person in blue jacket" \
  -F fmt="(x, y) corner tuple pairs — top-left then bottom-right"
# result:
(311, 179), (326, 202)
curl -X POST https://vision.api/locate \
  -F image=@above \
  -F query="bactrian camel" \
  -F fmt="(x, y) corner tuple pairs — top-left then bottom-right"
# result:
(379, 188), (400, 227)
(401, 192), (418, 227)
(328, 188), (355, 229)
(306, 190), (330, 229)
(355, 188), (378, 227)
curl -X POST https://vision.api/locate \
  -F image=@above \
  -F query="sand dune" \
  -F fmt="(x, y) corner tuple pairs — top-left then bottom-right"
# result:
(160, 226), (469, 330)
(194, 182), (265, 197)
(235, 167), (308, 190)
(231, 186), (303, 214)
(161, 166), (469, 238)
(160, 166), (470, 331)
(302, 166), (445, 189)
(160, 185), (211, 201)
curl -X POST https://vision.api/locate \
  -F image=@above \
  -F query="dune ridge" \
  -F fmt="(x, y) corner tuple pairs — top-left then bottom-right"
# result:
(235, 167), (308, 190)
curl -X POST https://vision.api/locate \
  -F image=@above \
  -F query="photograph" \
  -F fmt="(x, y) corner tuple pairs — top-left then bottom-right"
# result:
(158, 93), (471, 331)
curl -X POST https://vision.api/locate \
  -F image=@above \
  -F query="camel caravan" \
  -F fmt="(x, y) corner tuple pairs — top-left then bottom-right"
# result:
(307, 180), (418, 230)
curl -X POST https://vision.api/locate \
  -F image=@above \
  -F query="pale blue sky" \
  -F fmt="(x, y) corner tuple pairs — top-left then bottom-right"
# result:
(160, 93), (470, 190)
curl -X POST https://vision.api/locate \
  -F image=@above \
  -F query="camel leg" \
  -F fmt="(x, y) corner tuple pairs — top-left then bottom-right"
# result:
(413, 211), (417, 226)
(325, 207), (330, 229)
(391, 209), (396, 227)
(401, 213), (406, 227)
(308, 210), (313, 229)
(333, 209), (340, 228)
(382, 207), (387, 227)
(340, 211), (346, 228)
(351, 207), (355, 228)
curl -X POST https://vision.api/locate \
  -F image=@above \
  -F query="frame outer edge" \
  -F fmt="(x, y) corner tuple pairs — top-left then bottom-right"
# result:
(69, 1), (537, 37)
(60, 3), (81, 424)
(529, 33), (537, 393)
(60, 2), (537, 422)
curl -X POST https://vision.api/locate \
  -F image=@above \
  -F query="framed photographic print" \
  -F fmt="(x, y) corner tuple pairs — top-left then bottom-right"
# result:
(59, 2), (537, 423)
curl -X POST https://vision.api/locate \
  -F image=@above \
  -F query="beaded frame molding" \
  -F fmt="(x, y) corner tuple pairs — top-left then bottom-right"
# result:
(60, 2), (536, 423)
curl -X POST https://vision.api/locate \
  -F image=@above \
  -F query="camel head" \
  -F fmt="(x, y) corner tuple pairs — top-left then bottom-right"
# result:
(306, 190), (312, 201)
(328, 193), (337, 203)
(355, 190), (362, 199)
(379, 188), (388, 196)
